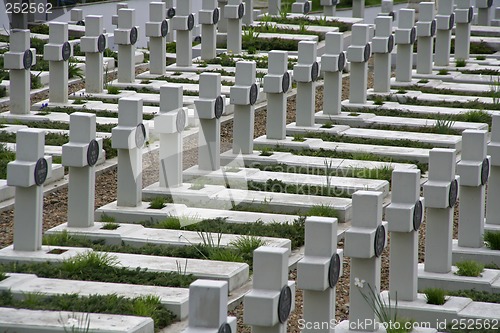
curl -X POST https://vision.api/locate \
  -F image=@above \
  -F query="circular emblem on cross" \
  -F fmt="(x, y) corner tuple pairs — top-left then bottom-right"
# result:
(249, 83), (259, 105)
(468, 7), (474, 23)
(481, 158), (490, 186)
(311, 61), (320, 81)
(87, 139), (100, 167)
(363, 43), (371, 63)
(303, 1), (311, 14)
(387, 35), (394, 53)
(238, 3), (245, 19)
(328, 252), (341, 288)
(282, 72), (291, 93)
(34, 157), (48, 186)
(215, 96), (224, 119)
(187, 14), (195, 31)
(277, 285), (292, 324)
(374, 224), (386, 257)
(218, 323), (231, 333)
(413, 200), (423, 231)
(97, 34), (107, 53)
(449, 178), (459, 208)
(161, 20), (169, 37)
(448, 13), (455, 30)
(62, 42), (71, 61)
(337, 52), (346, 72)
(176, 108), (187, 133)
(23, 49), (33, 70)
(167, 7), (176, 19)
(430, 19), (437, 37)
(135, 123), (147, 148)
(410, 27), (417, 44)
(213, 8), (220, 24)
(130, 26), (138, 45)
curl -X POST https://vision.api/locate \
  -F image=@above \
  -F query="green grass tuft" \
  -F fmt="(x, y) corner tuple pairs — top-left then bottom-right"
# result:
(484, 231), (500, 250)
(455, 260), (484, 277)
(305, 204), (339, 218)
(423, 288), (447, 305)
(148, 197), (167, 209)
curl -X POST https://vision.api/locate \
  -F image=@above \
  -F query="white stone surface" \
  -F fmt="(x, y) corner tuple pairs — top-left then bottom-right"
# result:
(146, 2), (168, 75)
(199, 0), (218, 60)
(114, 9), (137, 83)
(454, 0), (473, 60)
(372, 16), (393, 93)
(347, 24), (371, 104)
(294, 41), (318, 127)
(321, 32), (344, 115)
(395, 9), (415, 83)
(81, 15), (106, 93)
(486, 114), (500, 227)
(172, 0), (194, 67)
(434, 0), (454, 67)
(416, 2), (435, 75)
(44, 22), (69, 103)
(225, 0), (244, 54)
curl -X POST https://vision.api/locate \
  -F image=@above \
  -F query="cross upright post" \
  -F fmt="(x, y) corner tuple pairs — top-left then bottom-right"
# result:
(486, 115), (500, 227)
(218, 0), (229, 32)
(63, 113), (101, 228)
(347, 24), (371, 104)
(321, 0), (339, 16)
(114, 8), (139, 83)
(112, 3), (128, 26)
(416, 2), (436, 74)
(395, 9), (416, 83)
(264, 51), (291, 140)
(434, 0), (455, 67)
(199, 0), (220, 60)
(146, 2), (169, 75)
(195, 73), (225, 171)
(454, 0), (474, 60)
(156, 84), (188, 188)
(476, 0), (493, 26)
(164, 0), (177, 42)
(353, 0), (366, 18)
(372, 16), (394, 93)
(424, 148), (460, 273)
(171, 0), (195, 67)
(44, 22), (71, 104)
(293, 41), (319, 127)
(225, 0), (245, 54)
(321, 32), (345, 115)
(8, 129), (52, 251)
(292, 1), (312, 14)
(80, 15), (107, 93)
(379, 0), (396, 21)
(4, 29), (36, 115)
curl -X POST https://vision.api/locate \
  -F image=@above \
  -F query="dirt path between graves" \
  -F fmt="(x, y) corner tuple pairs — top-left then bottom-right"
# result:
(0, 64), (462, 332)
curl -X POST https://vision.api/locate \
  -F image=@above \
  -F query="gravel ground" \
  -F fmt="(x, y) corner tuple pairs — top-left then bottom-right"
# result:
(0, 64), (464, 332)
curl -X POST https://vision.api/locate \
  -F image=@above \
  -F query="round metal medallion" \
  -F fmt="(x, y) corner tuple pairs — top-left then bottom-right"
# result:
(374, 224), (386, 257)
(282, 72), (290, 93)
(87, 139), (100, 167)
(389, 11), (396, 20)
(303, 1), (311, 14)
(167, 7), (176, 19)
(468, 7), (474, 23)
(176, 108), (187, 133)
(387, 35), (395, 53)
(481, 157), (490, 186)
(449, 179), (459, 208)
(488, 0), (494, 7)
(213, 8), (220, 24)
(363, 43), (371, 62)
(328, 253), (341, 288)
(23, 49), (33, 70)
(187, 14), (195, 31)
(413, 200), (423, 231)
(218, 323), (232, 333)
(238, 3), (245, 19)
(277, 285), (292, 324)
(338, 51), (346, 71)
(97, 34), (106, 53)
(135, 123), (146, 148)
(410, 27), (417, 44)
(215, 96), (224, 119)
(130, 26), (138, 45)
(311, 61), (319, 81)
(34, 158), (48, 186)
(62, 41), (71, 61)
(430, 19), (437, 37)
(161, 19), (169, 37)
(76, 20), (85, 26)
(448, 13), (455, 30)
(249, 83), (259, 105)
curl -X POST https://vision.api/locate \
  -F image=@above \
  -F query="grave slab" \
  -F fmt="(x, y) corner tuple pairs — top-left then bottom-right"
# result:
(452, 239), (500, 266)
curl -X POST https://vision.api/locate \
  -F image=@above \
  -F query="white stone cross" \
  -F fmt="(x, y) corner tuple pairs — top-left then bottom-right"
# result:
(156, 84), (188, 188)
(344, 191), (388, 331)
(386, 169), (424, 301)
(199, 0), (220, 60)
(293, 41), (319, 127)
(182, 280), (237, 333)
(146, 2), (169, 75)
(457, 130), (490, 248)
(434, 0), (455, 67)
(231, 61), (258, 154)
(424, 148), (460, 273)
(321, 0), (339, 16)
(63, 113), (101, 228)
(268, 0), (281, 16)
(476, 0), (493, 26)
(321, 32), (345, 115)
(70, 8), (84, 25)
(353, 0), (366, 18)
(44, 22), (71, 104)
(347, 24), (371, 104)
(379, 0), (395, 21)
(395, 9), (416, 83)
(454, 0), (474, 61)
(114, 8), (139, 83)
(297, 217), (343, 333)
(164, 0), (177, 42)
(112, 3), (128, 27)
(195, 73), (225, 171)
(7, 129), (52, 251)
(486, 115), (500, 227)
(416, 2), (436, 75)
(243, 0), (254, 25)
(171, 0), (195, 67)
(372, 16), (394, 93)
(218, 0), (229, 33)
(112, 97), (148, 207)
(264, 51), (291, 140)
(225, 0), (245, 54)
(244, 246), (295, 333)
(80, 15), (107, 94)
(4, 29), (36, 115)
(292, 0), (312, 15)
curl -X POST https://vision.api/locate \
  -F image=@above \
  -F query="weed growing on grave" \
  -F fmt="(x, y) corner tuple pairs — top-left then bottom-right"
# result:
(148, 197), (167, 209)
(476, 55), (487, 60)
(438, 69), (449, 75)
(0, 144), (16, 179)
(396, 89), (407, 94)
(106, 86), (120, 94)
(434, 118), (456, 134)
(458, 110), (491, 126)
(423, 288), (447, 305)
(454, 260), (484, 277)
(99, 214), (116, 223)
(373, 95), (385, 105)
(348, 112), (360, 116)
(60, 312), (91, 333)
(230, 235), (267, 255)
(189, 179), (206, 190)
(455, 59), (467, 67)
(140, 79), (151, 84)
(31, 72), (43, 89)
(484, 231), (500, 250)
(418, 79), (429, 84)
(292, 134), (305, 142)
(0, 291), (175, 329)
(357, 282), (414, 333)
(447, 290), (500, 303)
(0, 267), (5, 281)
(62, 251), (119, 273)
(321, 121), (334, 128)
(101, 222), (120, 230)
(153, 215), (182, 229)
(43, 230), (74, 246)
(259, 147), (274, 156)
(0, 86), (6, 98)
(488, 76), (500, 104)
(305, 204), (339, 218)
(68, 61), (84, 79)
